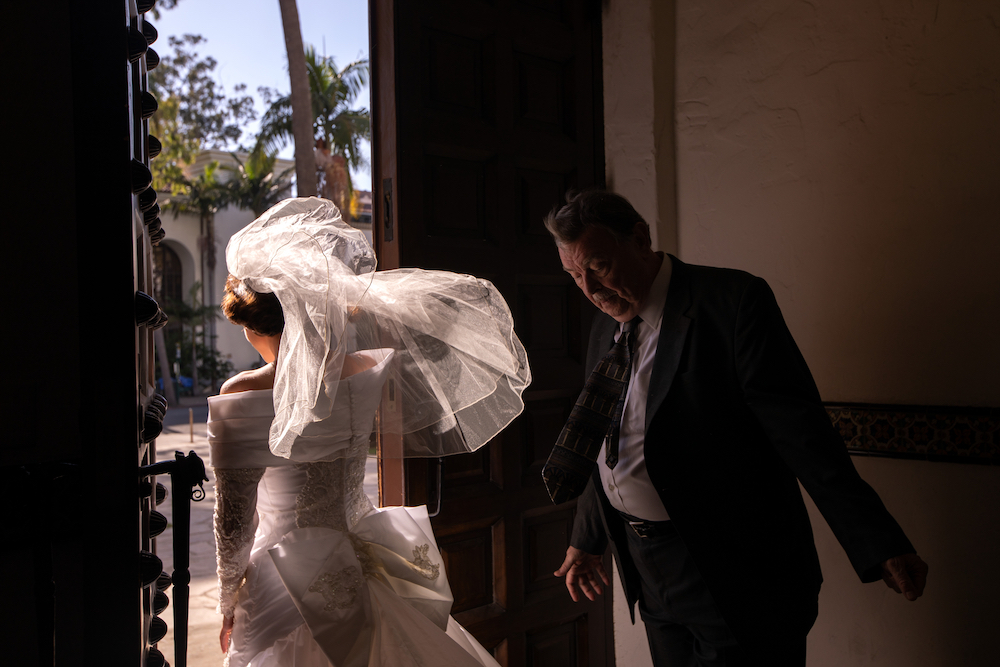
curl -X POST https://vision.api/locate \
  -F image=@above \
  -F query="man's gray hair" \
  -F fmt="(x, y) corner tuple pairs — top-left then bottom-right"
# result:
(543, 189), (648, 246)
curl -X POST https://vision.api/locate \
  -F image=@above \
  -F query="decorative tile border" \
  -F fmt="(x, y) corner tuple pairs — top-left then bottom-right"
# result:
(825, 403), (1000, 465)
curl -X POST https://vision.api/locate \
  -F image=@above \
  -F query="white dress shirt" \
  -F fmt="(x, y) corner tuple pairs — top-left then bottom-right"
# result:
(598, 254), (672, 521)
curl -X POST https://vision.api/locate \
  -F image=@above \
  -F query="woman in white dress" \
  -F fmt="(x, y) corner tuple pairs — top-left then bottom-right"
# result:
(208, 198), (530, 667)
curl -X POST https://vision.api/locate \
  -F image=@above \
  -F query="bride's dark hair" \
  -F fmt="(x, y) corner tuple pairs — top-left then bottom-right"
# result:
(222, 274), (284, 336)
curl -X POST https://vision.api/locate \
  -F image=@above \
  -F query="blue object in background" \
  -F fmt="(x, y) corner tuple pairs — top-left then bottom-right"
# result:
(157, 376), (194, 393)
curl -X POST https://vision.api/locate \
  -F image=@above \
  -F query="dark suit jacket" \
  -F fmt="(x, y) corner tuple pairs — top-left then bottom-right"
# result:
(571, 256), (913, 647)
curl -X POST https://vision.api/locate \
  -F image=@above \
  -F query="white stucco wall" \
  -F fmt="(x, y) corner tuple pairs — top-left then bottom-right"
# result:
(157, 203), (263, 378)
(605, 0), (1000, 665)
(156, 150), (299, 382)
(805, 456), (1000, 666)
(674, 0), (1000, 406)
(211, 204), (264, 373)
(602, 2), (669, 662)
(603, 0), (678, 256)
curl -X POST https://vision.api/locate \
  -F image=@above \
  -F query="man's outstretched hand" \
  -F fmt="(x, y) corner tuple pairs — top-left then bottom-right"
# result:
(554, 546), (611, 602)
(881, 553), (928, 601)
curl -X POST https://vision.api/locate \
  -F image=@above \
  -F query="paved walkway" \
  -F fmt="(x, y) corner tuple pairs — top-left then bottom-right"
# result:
(152, 397), (378, 667)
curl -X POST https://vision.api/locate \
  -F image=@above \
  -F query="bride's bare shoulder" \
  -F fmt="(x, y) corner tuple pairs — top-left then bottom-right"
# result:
(220, 364), (275, 394)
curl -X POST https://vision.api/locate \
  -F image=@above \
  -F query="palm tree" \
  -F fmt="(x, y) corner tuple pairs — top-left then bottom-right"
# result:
(277, 0), (317, 196)
(257, 46), (370, 209)
(223, 149), (295, 216)
(307, 48), (370, 176)
(163, 162), (230, 392)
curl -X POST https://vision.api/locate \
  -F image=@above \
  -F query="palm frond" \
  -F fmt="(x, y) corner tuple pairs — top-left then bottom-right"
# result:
(254, 43), (370, 188)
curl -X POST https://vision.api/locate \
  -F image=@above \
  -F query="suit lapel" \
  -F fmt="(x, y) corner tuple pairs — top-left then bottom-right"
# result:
(646, 255), (692, 432)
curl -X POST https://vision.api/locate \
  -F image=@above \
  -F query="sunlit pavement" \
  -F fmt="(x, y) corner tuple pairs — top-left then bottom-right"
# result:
(152, 397), (378, 667)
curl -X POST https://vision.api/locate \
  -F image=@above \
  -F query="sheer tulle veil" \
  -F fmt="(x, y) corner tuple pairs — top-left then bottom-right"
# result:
(226, 197), (531, 461)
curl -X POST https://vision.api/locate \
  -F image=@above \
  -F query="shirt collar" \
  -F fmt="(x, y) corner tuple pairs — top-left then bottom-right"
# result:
(635, 253), (671, 332)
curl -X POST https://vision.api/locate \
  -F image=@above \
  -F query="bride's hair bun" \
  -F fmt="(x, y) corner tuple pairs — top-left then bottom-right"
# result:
(222, 274), (284, 336)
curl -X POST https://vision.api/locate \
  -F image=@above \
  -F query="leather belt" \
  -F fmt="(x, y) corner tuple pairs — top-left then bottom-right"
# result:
(620, 512), (675, 539)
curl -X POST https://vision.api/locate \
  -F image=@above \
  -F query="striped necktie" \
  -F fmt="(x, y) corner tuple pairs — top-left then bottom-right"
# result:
(542, 317), (639, 504)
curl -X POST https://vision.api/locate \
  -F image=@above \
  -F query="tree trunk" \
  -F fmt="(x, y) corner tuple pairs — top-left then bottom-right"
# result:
(277, 0), (317, 196)
(191, 323), (200, 397)
(205, 212), (217, 393)
(154, 327), (177, 406)
(198, 215), (209, 396)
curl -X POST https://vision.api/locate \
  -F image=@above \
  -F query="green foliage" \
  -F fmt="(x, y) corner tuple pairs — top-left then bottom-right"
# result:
(157, 328), (235, 393)
(159, 282), (233, 393)
(196, 339), (236, 388)
(257, 46), (371, 174)
(149, 35), (256, 194)
(223, 149), (295, 216)
(161, 161), (230, 282)
(149, 0), (181, 20)
(163, 160), (230, 220)
(163, 281), (218, 328)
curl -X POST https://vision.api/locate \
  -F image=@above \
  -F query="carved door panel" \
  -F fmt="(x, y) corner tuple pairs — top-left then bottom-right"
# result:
(370, 1), (612, 664)
(0, 1), (179, 665)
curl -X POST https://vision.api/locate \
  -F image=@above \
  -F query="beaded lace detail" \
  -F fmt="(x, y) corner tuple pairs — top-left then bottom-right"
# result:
(294, 460), (349, 531)
(409, 544), (441, 581)
(214, 467), (265, 617)
(294, 450), (374, 531)
(345, 450), (375, 528)
(308, 566), (363, 611)
(348, 532), (383, 578)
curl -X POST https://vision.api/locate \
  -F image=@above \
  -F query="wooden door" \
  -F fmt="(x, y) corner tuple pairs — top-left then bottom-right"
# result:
(370, 1), (612, 664)
(0, 1), (174, 664)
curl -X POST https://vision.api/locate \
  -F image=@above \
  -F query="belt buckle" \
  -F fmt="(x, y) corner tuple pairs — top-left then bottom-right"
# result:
(629, 521), (652, 538)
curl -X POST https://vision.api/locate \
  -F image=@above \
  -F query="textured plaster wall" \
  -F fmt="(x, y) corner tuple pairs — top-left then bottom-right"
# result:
(670, 1), (1000, 665)
(604, 0), (678, 255)
(602, 2), (669, 664)
(674, 0), (1000, 406)
(213, 206), (264, 373)
(805, 456), (1000, 666)
(604, 1), (1000, 665)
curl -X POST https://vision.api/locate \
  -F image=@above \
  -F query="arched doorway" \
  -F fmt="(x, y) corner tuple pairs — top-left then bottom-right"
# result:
(152, 242), (184, 306)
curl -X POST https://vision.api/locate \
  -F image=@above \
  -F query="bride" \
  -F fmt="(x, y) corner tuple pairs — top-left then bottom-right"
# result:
(207, 198), (530, 666)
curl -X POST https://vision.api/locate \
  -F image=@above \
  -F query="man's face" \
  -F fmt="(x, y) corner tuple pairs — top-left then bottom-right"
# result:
(558, 224), (654, 322)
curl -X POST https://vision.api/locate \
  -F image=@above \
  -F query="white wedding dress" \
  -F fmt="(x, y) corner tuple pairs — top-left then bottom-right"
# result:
(208, 349), (500, 667)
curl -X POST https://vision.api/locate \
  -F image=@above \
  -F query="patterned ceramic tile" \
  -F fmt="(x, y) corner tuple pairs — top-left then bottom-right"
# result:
(825, 404), (1000, 464)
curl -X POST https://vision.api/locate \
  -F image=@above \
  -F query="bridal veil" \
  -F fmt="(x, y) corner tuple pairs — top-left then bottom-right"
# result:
(225, 197), (531, 462)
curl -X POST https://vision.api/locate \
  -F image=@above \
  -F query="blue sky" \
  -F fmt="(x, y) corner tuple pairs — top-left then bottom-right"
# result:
(154, 0), (372, 191)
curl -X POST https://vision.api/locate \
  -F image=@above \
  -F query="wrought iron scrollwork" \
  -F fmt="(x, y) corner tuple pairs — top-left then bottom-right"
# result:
(139, 450), (208, 667)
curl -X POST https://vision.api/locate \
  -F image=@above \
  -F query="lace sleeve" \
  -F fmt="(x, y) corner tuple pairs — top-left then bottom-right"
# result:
(213, 467), (265, 617)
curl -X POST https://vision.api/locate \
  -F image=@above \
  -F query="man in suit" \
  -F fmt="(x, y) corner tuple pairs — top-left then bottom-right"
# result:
(545, 190), (927, 665)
